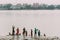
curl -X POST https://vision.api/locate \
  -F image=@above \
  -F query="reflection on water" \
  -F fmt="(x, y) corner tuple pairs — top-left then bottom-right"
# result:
(12, 36), (15, 40)
(17, 36), (19, 40)
(11, 35), (20, 40)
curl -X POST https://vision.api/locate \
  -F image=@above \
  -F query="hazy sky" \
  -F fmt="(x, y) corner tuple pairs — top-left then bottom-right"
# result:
(0, 0), (60, 5)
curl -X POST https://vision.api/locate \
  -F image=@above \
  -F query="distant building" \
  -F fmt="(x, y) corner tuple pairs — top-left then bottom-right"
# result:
(32, 3), (40, 8)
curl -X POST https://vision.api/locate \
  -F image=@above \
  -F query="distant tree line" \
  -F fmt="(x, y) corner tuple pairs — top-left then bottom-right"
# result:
(0, 3), (60, 10)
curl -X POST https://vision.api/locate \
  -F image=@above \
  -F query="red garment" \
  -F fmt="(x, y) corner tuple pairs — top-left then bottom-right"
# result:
(16, 28), (19, 35)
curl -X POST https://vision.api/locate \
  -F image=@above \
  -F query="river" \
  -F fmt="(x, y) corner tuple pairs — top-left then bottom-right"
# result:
(0, 10), (60, 37)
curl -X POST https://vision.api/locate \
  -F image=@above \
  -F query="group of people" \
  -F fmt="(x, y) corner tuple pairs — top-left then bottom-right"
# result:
(9, 26), (20, 35)
(9, 26), (46, 38)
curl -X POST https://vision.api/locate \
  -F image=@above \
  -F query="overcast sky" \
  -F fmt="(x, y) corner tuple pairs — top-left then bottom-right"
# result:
(0, 0), (60, 5)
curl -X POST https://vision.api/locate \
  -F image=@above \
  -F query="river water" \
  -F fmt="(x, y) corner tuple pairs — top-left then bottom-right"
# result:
(0, 10), (60, 37)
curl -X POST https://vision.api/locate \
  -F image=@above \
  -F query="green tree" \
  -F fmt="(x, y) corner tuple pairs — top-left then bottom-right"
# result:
(3, 4), (12, 10)
(38, 4), (48, 9)
(47, 5), (55, 9)
(25, 5), (32, 9)
(56, 5), (60, 9)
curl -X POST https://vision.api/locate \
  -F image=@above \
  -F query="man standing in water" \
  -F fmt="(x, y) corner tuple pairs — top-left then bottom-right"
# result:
(23, 27), (26, 36)
(23, 27), (26, 40)
(44, 34), (46, 37)
(34, 28), (38, 39)
(31, 29), (33, 38)
(16, 28), (19, 35)
(38, 30), (40, 40)
(12, 26), (15, 35)
(38, 30), (40, 37)
(26, 31), (27, 36)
